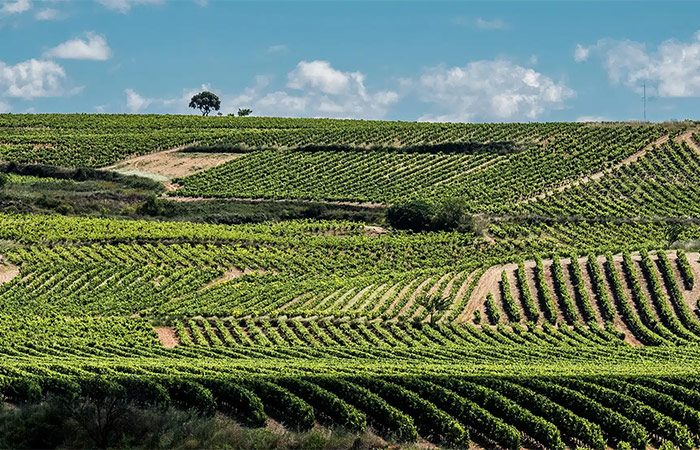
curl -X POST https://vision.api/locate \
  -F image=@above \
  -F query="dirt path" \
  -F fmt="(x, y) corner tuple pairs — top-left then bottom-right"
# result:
(103, 144), (243, 180)
(519, 133), (670, 204)
(459, 264), (512, 323)
(674, 129), (700, 155)
(154, 326), (179, 348)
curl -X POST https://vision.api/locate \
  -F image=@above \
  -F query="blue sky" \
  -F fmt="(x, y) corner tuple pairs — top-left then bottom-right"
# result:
(1, 0), (699, 122)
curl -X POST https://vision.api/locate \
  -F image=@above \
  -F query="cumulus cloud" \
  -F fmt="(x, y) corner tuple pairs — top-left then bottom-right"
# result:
(35, 7), (59, 20)
(124, 88), (151, 113)
(574, 44), (590, 62)
(414, 60), (574, 122)
(578, 32), (700, 97)
(1, 0), (30, 15)
(0, 58), (78, 99)
(475, 18), (507, 30)
(44, 32), (111, 60)
(234, 61), (398, 119)
(96, 0), (163, 13)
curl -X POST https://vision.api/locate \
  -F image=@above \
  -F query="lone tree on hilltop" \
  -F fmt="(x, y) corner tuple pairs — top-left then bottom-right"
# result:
(238, 108), (252, 117)
(189, 91), (221, 116)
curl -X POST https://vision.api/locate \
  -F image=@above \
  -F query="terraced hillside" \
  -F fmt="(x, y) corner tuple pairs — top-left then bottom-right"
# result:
(4, 115), (700, 448)
(1, 212), (700, 448)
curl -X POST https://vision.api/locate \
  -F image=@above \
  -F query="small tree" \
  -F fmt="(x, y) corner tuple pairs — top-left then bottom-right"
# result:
(386, 200), (433, 231)
(433, 197), (472, 232)
(416, 293), (451, 325)
(237, 108), (252, 117)
(665, 223), (684, 248)
(189, 91), (221, 116)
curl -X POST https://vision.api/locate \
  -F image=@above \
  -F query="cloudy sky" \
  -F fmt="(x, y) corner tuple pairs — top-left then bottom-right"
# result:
(1, 0), (699, 122)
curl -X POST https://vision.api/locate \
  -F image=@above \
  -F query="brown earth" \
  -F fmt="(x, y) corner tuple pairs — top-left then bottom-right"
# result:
(103, 144), (243, 180)
(154, 326), (179, 348)
(0, 263), (19, 286)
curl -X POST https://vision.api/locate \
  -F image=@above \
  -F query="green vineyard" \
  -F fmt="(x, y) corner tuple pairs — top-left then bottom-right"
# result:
(2, 115), (700, 448)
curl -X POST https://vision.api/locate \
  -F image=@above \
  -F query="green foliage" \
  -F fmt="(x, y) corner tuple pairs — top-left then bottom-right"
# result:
(386, 200), (434, 231)
(189, 91), (221, 116)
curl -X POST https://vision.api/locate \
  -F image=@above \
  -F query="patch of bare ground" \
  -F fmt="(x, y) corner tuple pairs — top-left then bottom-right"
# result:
(519, 133), (670, 204)
(678, 252), (700, 311)
(364, 225), (388, 236)
(154, 327), (179, 348)
(103, 144), (243, 180)
(203, 267), (261, 290)
(458, 264), (513, 323)
(0, 262), (19, 286)
(265, 418), (286, 434)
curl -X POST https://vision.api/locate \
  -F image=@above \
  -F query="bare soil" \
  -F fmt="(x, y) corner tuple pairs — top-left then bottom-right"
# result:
(0, 263), (19, 286)
(154, 327), (179, 348)
(104, 145), (243, 180)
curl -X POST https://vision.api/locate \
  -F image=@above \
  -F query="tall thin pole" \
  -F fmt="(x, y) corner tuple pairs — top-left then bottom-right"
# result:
(643, 81), (647, 122)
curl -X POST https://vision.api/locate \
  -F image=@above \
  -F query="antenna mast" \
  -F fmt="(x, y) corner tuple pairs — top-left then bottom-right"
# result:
(642, 81), (647, 122)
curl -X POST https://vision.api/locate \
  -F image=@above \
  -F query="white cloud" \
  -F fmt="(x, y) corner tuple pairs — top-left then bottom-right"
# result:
(574, 44), (590, 62)
(415, 60), (574, 122)
(0, 100), (9, 112)
(581, 32), (700, 97)
(475, 18), (506, 30)
(0, 58), (77, 99)
(35, 7), (59, 20)
(576, 115), (607, 122)
(125, 88), (151, 113)
(44, 32), (111, 61)
(267, 44), (287, 54)
(258, 60), (397, 118)
(1, 0), (31, 15)
(287, 60), (361, 95)
(96, 0), (163, 13)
